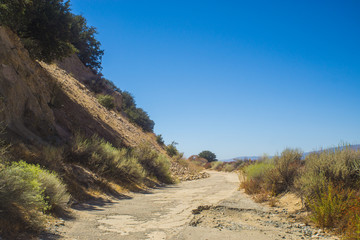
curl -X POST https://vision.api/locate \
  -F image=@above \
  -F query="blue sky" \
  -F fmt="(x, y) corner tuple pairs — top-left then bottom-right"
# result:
(70, 0), (360, 160)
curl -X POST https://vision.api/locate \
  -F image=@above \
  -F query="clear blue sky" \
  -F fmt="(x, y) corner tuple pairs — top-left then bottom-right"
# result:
(70, 0), (360, 160)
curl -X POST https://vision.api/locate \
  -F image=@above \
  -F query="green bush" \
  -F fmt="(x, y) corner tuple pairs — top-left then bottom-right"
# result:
(166, 141), (179, 157)
(71, 134), (145, 182)
(156, 134), (165, 146)
(71, 134), (174, 184)
(242, 160), (274, 181)
(125, 107), (155, 132)
(0, 161), (69, 235)
(38, 169), (70, 212)
(121, 91), (155, 132)
(133, 143), (173, 184)
(97, 94), (115, 110)
(308, 185), (351, 229)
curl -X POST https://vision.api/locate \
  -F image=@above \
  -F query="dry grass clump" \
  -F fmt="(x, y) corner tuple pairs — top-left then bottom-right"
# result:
(240, 146), (360, 238)
(295, 147), (360, 199)
(294, 147), (360, 238)
(240, 149), (302, 197)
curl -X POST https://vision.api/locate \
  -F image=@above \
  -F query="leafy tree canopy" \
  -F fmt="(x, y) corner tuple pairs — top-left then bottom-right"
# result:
(70, 14), (104, 72)
(199, 150), (217, 162)
(0, 0), (103, 72)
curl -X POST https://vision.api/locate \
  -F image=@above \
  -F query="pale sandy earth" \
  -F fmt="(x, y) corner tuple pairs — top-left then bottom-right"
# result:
(50, 171), (338, 240)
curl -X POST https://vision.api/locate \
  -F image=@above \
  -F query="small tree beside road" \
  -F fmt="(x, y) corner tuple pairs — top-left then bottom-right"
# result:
(199, 150), (217, 162)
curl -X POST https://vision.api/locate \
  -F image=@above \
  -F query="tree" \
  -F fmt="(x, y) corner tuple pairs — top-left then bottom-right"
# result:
(0, 0), (104, 69)
(0, 0), (75, 62)
(70, 14), (104, 73)
(166, 142), (179, 157)
(156, 134), (165, 146)
(198, 150), (217, 162)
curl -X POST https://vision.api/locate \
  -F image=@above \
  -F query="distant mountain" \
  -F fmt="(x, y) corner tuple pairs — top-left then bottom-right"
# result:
(222, 156), (262, 162)
(304, 144), (360, 157)
(223, 144), (360, 162)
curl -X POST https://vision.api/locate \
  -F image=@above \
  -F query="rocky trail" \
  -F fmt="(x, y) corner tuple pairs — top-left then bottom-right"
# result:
(44, 171), (338, 240)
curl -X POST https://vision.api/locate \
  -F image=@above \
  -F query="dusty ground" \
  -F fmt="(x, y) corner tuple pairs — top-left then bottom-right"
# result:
(45, 171), (339, 240)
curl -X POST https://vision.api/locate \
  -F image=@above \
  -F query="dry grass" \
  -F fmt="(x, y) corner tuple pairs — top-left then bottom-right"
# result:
(240, 146), (360, 238)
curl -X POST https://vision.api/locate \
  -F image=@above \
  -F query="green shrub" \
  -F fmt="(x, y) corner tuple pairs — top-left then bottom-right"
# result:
(243, 160), (274, 181)
(307, 184), (360, 238)
(71, 134), (145, 182)
(156, 134), (165, 146)
(133, 143), (173, 184)
(308, 185), (350, 229)
(125, 107), (155, 132)
(240, 158), (274, 195)
(0, 161), (69, 235)
(97, 94), (115, 110)
(166, 142), (179, 158)
(121, 91), (155, 132)
(38, 169), (70, 213)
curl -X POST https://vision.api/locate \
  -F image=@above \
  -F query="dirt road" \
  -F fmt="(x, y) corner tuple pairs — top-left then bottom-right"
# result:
(53, 171), (338, 240)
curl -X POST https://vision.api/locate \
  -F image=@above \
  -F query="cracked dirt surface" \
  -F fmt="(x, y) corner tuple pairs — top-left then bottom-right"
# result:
(53, 171), (338, 240)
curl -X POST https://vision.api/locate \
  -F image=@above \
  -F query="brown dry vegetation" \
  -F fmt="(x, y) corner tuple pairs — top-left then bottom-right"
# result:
(239, 146), (360, 239)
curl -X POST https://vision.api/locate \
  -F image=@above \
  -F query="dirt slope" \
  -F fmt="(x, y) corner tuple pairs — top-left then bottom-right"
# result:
(0, 26), (56, 143)
(39, 60), (163, 151)
(0, 25), (163, 152)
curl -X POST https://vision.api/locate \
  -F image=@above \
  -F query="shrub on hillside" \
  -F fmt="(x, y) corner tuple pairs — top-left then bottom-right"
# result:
(121, 91), (155, 132)
(125, 107), (155, 132)
(133, 143), (173, 184)
(166, 141), (179, 158)
(97, 94), (115, 110)
(0, 161), (69, 236)
(71, 134), (145, 182)
(156, 134), (165, 146)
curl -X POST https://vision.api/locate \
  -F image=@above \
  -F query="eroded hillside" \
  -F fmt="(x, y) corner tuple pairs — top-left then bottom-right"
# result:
(0, 25), (163, 152)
